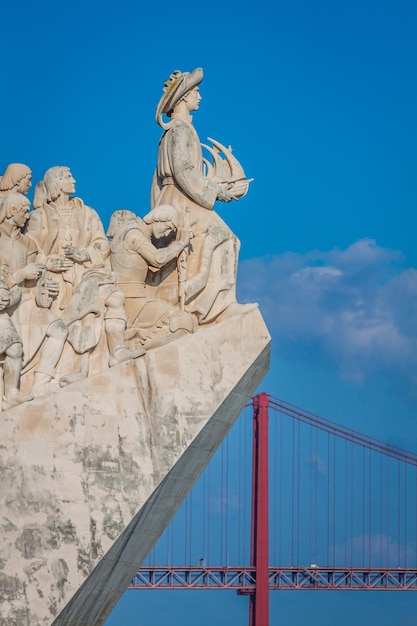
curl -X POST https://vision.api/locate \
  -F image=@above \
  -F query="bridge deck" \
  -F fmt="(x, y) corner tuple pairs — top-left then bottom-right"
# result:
(129, 566), (417, 590)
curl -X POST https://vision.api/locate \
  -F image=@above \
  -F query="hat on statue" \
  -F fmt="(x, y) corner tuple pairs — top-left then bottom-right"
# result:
(156, 68), (203, 128)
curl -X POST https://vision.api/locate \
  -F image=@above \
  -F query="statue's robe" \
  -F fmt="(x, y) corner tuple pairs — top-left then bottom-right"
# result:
(0, 230), (60, 375)
(151, 118), (239, 323)
(27, 197), (110, 314)
(27, 198), (122, 374)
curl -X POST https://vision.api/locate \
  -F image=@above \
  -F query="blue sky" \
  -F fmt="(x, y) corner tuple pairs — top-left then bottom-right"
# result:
(2, 0), (416, 623)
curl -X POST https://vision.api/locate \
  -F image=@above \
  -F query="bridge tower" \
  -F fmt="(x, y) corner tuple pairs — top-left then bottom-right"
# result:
(249, 392), (270, 626)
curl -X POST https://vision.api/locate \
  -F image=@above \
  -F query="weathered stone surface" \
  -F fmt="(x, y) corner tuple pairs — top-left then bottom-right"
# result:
(0, 305), (270, 625)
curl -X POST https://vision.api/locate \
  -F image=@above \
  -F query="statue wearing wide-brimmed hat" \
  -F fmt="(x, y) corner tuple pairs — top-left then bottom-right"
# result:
(156, 68), (204, 127)
(151, 67), (253, 325)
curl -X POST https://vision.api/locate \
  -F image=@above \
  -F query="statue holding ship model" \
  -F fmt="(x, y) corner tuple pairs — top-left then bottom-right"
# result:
(151, 67), (253, 324)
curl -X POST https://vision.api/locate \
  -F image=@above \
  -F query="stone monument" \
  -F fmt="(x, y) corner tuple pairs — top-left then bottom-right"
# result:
(0, 68), (270, 625)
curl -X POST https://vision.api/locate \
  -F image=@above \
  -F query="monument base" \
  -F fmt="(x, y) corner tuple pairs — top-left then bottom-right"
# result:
(0, 305), (270, 626)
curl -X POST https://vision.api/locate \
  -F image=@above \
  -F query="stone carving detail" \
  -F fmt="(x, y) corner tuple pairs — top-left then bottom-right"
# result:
(151, 67), (253, 324)
(0, 67), (253, 410)
(0, 192), (67, 401)
(0, 278), (31, 410)
(108, 206), (196, 349)
(0, 162), (32, 196)
(27, 166), (142, 385)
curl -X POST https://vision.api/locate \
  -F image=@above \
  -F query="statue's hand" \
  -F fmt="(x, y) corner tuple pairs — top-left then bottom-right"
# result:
(0, 292), (11, 311)
(217, 183), (235, 203)
(46, 256), (73, 272)
(22, 263), (45, 280)
(45, 278), (60, 297)
(62, 244), (89, 263)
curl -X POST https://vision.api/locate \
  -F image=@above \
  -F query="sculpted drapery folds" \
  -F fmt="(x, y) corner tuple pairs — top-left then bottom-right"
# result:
(151, 68), (251, 324)
(27, 166), (111, 314)
(0, 279), (33, 409)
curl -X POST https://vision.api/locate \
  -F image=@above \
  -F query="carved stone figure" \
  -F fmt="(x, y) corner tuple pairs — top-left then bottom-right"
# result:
(108, 206), (196, 349)
(151, 68), (252, 324)
(0, 163), (32, 196)
(0, 280), (33, 409)
(28, 167), (111, 313)
(27, 167), (143, 382)
(0, 193), (68, 397)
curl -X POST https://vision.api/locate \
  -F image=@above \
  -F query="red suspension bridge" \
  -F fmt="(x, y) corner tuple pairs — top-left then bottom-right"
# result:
(128, 393), (417, 625)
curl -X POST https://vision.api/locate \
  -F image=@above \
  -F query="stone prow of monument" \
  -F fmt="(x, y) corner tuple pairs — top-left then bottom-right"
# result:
(0, 305), (270, 626)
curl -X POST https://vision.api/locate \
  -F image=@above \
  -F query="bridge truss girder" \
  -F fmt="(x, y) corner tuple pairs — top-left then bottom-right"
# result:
(129, 566), (417, 591)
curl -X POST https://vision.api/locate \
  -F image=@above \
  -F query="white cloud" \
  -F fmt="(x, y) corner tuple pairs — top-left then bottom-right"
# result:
(238, 239), (417, 389)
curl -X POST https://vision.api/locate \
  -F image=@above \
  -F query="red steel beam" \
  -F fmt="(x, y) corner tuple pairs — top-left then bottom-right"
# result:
(249, 393), (270, 626)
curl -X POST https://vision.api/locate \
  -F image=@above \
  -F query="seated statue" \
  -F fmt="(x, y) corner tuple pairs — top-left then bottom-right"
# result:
(107, 206), (196, 349)
(0, 192), (68, 398)
(27, 166), (143, 383)
(151, 68), (252, 324)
